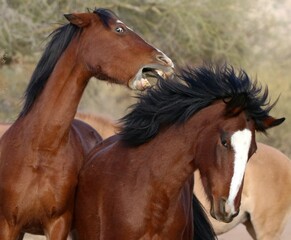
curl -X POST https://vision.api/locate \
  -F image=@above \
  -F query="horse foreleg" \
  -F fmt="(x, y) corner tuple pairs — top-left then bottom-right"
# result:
(243, 219), (257, 240)
(17, 232), (25, 240)
(0, 219), (22, 240)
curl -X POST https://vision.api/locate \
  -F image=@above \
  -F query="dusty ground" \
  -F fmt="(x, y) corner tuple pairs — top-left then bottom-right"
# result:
(23, 218), (291, 239)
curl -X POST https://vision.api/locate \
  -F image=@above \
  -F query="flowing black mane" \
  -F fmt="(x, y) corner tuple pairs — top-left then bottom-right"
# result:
(119, 65), (276, 146)
(19, 23), (80, 117)
(93, 8), (118, 27)
(19, 8), (115, 117)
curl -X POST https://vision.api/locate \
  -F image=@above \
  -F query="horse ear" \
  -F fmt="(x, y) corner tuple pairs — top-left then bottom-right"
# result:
(64, 13), (91, 27)
(259, 116), (285, 130)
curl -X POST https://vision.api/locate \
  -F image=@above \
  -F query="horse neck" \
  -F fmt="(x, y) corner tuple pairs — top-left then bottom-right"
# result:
(131, 103), (222, 197)
(133, 125), (202, 196)
(20, 40), (91, 150)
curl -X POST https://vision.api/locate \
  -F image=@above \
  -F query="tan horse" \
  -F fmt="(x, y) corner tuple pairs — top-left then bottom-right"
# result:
(194, 142), (291, 240)
(0, 123), (10, 137)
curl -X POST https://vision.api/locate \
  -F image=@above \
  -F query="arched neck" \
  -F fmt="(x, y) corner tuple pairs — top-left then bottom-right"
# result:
(19, 42), (92, 151)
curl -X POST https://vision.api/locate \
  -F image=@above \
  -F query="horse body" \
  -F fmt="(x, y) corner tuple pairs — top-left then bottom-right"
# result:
(194, 142), (291, 240)
(76, 126), (198, 239)
(0, 116), (100, 238)
(74, 66), (284, 239)
(71, 113), (291, 239)
(0, 8), (173, 239)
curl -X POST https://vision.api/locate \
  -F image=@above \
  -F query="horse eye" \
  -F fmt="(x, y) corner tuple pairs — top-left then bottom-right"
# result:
(115, 26), (125, 33)
(221, 139), (228, 148)
(220, 131), (229, 148)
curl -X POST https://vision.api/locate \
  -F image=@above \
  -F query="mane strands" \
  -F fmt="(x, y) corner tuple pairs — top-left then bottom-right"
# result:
(19, 23), (80, 117)
(119, 64), (276, 146)
(93, 8), (118, 28)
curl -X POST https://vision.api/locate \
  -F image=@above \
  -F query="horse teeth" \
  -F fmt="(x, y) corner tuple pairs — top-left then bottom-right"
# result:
(141, 78), (151, 88)
(132, 78), (151, 90)
(155, 70), (166, 78)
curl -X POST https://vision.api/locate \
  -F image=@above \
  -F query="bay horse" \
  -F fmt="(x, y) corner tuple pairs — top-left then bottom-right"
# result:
(71, 113), (291, 239)
(0, 8), (173, 239)
(73, 65), (284, 239)
(194, 142), (291, 240)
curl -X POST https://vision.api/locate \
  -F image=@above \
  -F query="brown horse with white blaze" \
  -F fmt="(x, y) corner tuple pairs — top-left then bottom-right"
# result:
(74, 65), (284, 239)
(0, 8), (173, 239)
(72, 113), (291, 239)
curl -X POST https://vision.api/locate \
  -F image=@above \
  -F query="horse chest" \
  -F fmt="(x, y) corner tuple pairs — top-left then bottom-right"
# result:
(128, 194), (189, 239)
(0, 143), (79, 219)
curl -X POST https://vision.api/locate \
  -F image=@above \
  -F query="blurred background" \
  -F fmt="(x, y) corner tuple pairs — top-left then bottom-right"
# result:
(0, 1), (290, 239)
(0, 0), (290, 156)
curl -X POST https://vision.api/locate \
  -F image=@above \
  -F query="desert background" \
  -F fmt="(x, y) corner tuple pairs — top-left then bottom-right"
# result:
(0, 0), (290, 239)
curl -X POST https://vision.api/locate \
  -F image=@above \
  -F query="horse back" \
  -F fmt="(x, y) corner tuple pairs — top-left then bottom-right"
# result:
(71, 119), (102, 156)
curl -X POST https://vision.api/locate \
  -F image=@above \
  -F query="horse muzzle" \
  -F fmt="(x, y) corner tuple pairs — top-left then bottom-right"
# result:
(210, 197), (239, 223)
(128, 55), (174, 91)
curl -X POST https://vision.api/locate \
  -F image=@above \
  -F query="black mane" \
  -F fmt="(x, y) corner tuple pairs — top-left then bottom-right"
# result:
(119, 65), (276, 146)
(19, 23), (80, 117)
(93, 8), (118, 27)
(19, 8), (116, 117)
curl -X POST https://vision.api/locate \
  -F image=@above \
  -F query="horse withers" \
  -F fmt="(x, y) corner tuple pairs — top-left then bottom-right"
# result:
(0, 8), (173, 240)
(74, 65), (284, 239)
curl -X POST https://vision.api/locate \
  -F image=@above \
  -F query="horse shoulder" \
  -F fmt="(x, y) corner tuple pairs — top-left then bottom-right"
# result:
(242, 142), (291, 239)
(245, 143), (291, 193)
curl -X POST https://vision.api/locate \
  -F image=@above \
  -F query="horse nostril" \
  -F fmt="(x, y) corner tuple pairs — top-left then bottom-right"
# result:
(219, 198), (226, 214)
(156, 54), (174, 68)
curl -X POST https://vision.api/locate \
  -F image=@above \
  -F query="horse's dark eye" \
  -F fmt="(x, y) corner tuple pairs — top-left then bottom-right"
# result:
(220, 131), (229, 148)
(115, 27), (125, 33)
(221, 139), (228, 148)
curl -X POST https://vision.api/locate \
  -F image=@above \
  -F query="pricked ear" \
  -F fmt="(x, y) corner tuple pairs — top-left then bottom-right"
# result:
(64, 13), (91, 27)
(260, 116), (285, 130)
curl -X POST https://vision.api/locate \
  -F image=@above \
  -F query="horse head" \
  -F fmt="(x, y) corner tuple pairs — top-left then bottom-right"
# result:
(193, 87), (284, 223)
(64, 8), (174, 90)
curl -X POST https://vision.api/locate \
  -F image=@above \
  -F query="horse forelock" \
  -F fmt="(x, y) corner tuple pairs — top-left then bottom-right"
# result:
(19, 23), (80, 118)
(93, 8), (118, 28)
(119, 64), (275, 146)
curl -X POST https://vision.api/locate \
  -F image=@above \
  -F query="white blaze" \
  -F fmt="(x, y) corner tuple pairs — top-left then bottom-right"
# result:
(227, 129), (252, 212)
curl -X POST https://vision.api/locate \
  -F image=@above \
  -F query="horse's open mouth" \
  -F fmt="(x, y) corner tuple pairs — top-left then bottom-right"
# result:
(129, 64), (174, 90)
